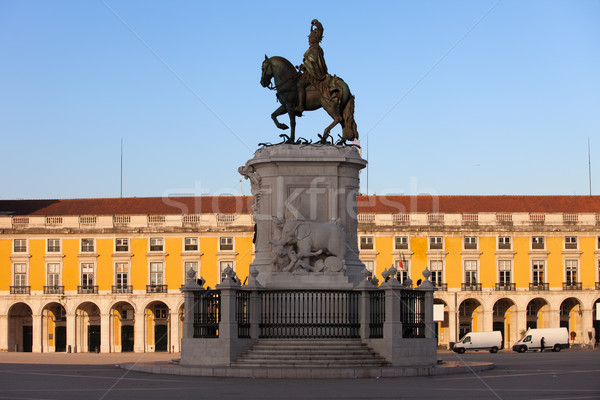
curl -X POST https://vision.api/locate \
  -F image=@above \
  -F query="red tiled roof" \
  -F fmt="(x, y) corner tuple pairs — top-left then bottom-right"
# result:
(0, 195), (598, 216)
(0, 197), (253, 216)
(356, 195), (600, 213)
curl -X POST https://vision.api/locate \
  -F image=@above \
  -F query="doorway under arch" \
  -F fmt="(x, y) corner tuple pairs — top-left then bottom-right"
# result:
(458, 298), (482, 340)
(7, 302), (32, 352)
(492, 298), (516, 348)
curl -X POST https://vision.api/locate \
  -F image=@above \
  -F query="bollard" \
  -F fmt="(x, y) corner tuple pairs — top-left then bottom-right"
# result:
(67, 345), (71, 353)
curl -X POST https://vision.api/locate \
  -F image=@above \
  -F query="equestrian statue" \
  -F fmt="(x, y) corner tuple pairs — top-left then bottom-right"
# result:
(260, 19), (358, 145)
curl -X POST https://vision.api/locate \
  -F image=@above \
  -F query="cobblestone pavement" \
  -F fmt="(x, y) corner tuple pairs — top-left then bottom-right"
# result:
(0, 350), (598, 400)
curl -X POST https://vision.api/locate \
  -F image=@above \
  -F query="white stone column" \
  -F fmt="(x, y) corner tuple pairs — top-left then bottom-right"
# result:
(515, 309), (527, 338)
(482, 310), (494, 332)
(32, 313), (42, 353)
(66, 312), (75, 353)
(100, 313), (110, 353)
(581, 308), (594, 345)
(134, 311), (145, 353)
(169, 312), (179, 353)
(0, 315), (7, 352)
(549, 307), (561, 328)
(447, 304), (458, 345)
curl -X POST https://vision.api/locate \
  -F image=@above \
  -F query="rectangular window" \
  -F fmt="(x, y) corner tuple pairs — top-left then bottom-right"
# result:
(394, 236), (408, 250)
(565, 260), (578, 284)
(115, 263), (129, 287)
(498, 236), (511, 250)
(464, 260), (477, 285)
(429, 236), (443, 250)
(13, 239), (27, 253)
(184, 261), (199, 281)
(150, 262), (164, 285)
(532, 236), (545, 250)
(115, 238), (129, 252)
(430, 260), (443, 286)
(184, 237), (199, 251)
(532, 260), (545, 284)
(14, 263), (27, 287)
(464, 236), (477, 250)
(498, 260), (512, 285)
(363, 260), (374, 274)
(360, 236), (374, 250)
(47, 238), (61, 253)
(47, 263), (60, 286)
(394, 259), (409, 284)
(81, 263), (94, 286)
(220, 237), (233, 251)
(81, 238), (94, 252)
(565, 237), (577, 250)
(219, 260), (234, 282)
(150, 238), (164, 252)
(154, 305), (168, 319)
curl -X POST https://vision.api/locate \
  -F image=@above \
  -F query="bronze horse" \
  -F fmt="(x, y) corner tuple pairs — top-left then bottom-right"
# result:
(260, 55), (358, 145)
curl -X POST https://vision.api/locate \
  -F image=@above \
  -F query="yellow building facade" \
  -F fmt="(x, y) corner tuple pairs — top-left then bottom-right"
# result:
(0, 195), (599, 352)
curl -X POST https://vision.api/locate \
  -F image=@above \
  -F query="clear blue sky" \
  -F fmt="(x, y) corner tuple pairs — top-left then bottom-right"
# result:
(1, 0), (598, 200)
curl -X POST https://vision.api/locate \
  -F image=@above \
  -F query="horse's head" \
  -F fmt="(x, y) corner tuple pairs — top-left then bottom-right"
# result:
(260, 55), (273, 88)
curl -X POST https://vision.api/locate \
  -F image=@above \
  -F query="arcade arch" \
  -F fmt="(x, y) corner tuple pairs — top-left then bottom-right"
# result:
(492, 298), (516, 347)
(559, 297), (582, 340)
(145, 301), (170, 352)
(7, 302), (32, 352)
(110, 301), (135, 352)
(41, 302), (66, 352)
(458, 298), (482, 339)
(526, 298), (549, 330)
(75, 302), (101, 353)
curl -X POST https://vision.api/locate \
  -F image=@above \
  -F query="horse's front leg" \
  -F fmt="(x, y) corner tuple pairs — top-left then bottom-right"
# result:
(271, 105), (289, 130)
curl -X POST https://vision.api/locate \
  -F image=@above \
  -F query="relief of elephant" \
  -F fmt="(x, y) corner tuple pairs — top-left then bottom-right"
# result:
(272, 217), (347, 261)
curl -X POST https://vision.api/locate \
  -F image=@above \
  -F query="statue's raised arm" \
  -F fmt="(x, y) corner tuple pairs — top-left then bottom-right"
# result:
(260, 19), (358, 145)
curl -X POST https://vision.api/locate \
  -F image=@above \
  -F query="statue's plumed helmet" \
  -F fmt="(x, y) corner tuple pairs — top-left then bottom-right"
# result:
(309, 19), (324, 43)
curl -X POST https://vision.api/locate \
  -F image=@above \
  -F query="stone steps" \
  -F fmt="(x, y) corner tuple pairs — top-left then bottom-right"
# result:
(232, 339), (388, 367)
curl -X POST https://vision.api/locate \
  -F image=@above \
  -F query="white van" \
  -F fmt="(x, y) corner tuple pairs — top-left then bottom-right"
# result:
(512, 328), (569, 353)
(453, 331), (503, 353)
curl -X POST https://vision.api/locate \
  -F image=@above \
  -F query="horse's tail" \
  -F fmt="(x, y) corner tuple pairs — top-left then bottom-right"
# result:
(342, 94), (358, 141)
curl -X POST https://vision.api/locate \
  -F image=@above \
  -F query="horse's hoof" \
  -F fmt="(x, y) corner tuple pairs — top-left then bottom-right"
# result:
(279, 124), (289, 130)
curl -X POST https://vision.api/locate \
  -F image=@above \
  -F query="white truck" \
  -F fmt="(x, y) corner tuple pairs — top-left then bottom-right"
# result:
(512, 328), (569, 353)
(453, 331), (503, 353)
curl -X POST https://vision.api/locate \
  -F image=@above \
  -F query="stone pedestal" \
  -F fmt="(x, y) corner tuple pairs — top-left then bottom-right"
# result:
(239, 144), (367, 289)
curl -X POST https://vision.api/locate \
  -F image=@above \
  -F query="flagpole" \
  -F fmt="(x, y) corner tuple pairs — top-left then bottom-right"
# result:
(589, 137), (592, 196)
(120, 138), (123, 198)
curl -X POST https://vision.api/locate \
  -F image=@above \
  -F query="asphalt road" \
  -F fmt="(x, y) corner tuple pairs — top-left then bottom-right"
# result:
(0, 350), (598, 400)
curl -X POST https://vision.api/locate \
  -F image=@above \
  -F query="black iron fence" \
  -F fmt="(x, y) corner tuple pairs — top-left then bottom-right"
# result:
(112, 285), (133, 294)
(146, 284), (168, 293)
(529, 283), (549, 291)
(193, 290), (221, 338)
(495, 283), (516, 291)
(189, 288), (429, 341)
(259, 290), (360, 339)
(236, 291), (250, 338)
(562, 282), (582, 290)
(400, 290), (425, 338)
(43, 285), (64, 294)
(10, 286), (30, 294)
(369, 290), (385, 338)
(77, 285), (98, 294)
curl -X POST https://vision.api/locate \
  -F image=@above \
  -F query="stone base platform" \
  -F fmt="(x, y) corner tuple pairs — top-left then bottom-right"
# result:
(121, 360), (495, 379)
